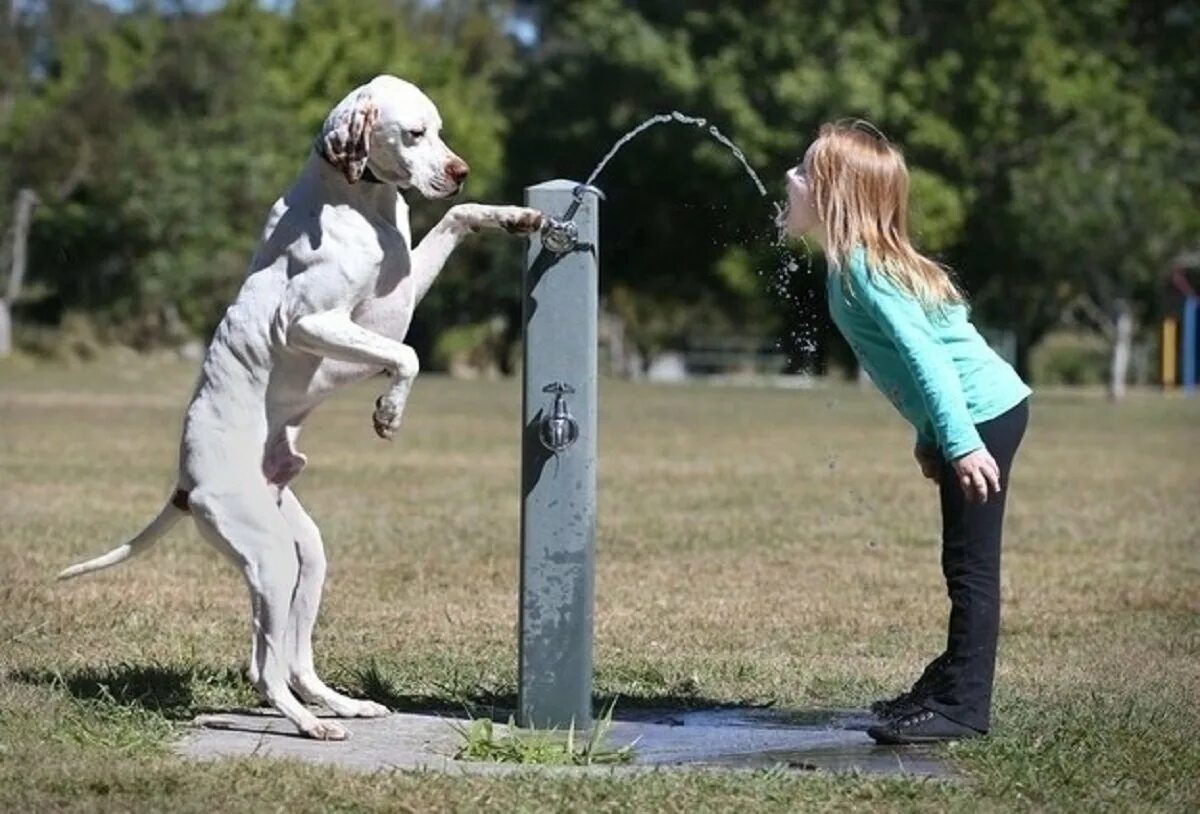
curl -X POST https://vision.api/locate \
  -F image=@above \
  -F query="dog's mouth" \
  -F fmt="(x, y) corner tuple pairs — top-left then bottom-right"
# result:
(418, 176), (463, 199)
(433, 180), (464, 198)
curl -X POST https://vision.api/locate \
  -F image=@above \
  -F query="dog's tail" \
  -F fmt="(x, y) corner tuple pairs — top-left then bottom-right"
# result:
(57, 489), (190, 581)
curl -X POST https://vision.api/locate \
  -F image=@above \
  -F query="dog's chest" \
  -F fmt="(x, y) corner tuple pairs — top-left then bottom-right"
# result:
(355, 248), (416, 342)
(372, 231), (411, 296)
(353, 293), (414, 343)
(341, 193), (415, 342)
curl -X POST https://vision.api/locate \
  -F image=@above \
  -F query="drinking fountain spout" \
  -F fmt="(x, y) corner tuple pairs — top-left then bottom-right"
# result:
(539, 183), (605, 254)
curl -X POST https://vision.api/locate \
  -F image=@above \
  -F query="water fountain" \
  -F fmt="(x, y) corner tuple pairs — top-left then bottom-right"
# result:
(180, 114), (949, 779)
(518, 113), (773, 729)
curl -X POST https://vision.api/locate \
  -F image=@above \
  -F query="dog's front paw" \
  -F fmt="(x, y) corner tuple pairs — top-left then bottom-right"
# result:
(500, 206), (544, 235)
(373, 394), (404, 440)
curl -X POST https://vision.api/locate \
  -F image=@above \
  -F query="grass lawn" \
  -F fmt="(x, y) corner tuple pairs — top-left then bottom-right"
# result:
(1, 356), (1197, 812)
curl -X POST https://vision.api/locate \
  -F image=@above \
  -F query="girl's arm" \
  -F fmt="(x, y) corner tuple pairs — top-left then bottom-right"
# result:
(846, 257), (982, 460)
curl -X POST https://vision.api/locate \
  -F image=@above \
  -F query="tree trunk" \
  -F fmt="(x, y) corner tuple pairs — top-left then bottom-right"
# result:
(1108, 299), (1134, 401)
(0, 299), (10, 357)
(0, 188), (39, 358)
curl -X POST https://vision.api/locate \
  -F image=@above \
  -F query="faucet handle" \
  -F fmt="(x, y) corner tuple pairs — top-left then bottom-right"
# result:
(540, 216), (579, 255)
(539, 381), (579, 453)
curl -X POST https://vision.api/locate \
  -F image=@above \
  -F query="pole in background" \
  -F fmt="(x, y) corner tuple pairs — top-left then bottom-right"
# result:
(1162, 317), (1177, 389)
(1183, 296), (1198, 395)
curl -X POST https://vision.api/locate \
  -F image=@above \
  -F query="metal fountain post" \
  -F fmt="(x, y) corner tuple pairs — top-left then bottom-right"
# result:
(518, 180), (603, 729)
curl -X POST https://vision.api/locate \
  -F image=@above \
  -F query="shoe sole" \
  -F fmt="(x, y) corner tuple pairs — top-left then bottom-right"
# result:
(868, 728), (982, 746)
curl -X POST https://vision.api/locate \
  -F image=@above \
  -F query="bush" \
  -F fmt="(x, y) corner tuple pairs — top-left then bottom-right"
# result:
(14, 311), (104, 362)
(1030, 331), (1108, 386)
(431, 317), (509, 378)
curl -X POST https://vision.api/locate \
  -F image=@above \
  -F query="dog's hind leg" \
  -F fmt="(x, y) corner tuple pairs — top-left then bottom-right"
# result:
(189, 485), (348, 741)
(277, 488), (389, 718)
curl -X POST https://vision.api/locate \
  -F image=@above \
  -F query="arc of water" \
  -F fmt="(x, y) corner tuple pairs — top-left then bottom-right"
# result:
(580, 110), (827, 369)
(584, 111), (768, 197)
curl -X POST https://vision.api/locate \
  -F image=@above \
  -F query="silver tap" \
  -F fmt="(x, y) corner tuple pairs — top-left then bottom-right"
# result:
(539, 184), (605, 255)
(538, 382), (580, 453)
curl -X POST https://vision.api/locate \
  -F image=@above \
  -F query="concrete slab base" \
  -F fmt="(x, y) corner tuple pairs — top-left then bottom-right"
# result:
(175, 707), (955, 778)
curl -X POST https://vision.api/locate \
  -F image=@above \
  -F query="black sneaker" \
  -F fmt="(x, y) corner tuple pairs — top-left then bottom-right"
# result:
(870, 688), (926, 719)
(870, 652), (952, 718)
(867, 708), (984, 745)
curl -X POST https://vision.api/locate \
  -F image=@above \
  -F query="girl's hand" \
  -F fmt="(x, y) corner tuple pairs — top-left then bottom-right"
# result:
(913, 444), (940, 482)
(952, 448), (1001, 503)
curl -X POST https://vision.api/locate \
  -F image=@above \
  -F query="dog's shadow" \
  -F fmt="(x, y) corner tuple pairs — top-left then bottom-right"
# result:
(11, 662), (874, 737)
(10, 662), (255, 721)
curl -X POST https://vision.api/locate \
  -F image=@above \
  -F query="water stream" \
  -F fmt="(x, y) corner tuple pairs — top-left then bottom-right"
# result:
(584, 111), (768, 196)
(581, 111), (820, 370)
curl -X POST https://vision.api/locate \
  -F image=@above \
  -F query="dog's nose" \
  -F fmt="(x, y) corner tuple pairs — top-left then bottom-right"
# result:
(446, 158), (470, 185)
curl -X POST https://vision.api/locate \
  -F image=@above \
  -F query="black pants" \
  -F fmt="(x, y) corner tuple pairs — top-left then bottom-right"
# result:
(921, 399), (1028, 732)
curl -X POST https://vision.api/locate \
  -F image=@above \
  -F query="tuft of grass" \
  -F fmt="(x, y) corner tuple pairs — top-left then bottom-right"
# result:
(453, 700), (636, 766)
(958, 689), (1200, 810)
(51, 693), (176, 755)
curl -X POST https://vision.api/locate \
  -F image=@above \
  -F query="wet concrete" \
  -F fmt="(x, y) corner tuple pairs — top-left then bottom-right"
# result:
(610, 708), (952, 777)
(175, 706), (955, 779)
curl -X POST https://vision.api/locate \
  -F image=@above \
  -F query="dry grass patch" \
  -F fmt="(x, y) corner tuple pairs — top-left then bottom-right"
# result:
(1, 357), (1197, 811)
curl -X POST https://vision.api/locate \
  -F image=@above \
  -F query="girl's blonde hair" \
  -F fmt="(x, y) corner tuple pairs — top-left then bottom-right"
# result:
(805, 120), (963, 307)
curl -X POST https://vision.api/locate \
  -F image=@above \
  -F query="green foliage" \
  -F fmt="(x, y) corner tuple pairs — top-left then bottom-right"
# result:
(505, 0), (1200, 375)
(3, 0), (514, 346)
(430, 316), (509, 374)
(1009, 108), (1198, 321)
(1, 0), (1197, 378)
(1030, 330), (1108, 387)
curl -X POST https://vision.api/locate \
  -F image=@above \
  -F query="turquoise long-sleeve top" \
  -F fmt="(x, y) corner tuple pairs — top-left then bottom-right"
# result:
(827, 249), (1031, 460)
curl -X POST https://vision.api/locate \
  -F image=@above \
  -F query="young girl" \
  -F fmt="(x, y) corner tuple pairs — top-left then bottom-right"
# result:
(781, 122), (1031, 745)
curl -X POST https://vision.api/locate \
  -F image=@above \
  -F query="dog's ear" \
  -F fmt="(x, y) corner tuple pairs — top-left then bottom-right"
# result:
(319, 89), (379, 184)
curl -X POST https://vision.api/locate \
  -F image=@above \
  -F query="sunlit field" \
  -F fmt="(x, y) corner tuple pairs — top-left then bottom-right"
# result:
(1, 357), (1196, 812)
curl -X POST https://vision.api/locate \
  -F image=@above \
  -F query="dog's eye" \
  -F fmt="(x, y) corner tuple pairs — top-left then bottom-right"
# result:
(406, 128), (426, 141)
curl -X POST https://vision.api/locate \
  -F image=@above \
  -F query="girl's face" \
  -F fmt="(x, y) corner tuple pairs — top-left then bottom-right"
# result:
(780, 148), (820, 241)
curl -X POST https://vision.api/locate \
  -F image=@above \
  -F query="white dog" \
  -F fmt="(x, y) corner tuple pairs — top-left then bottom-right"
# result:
(57, 75), (543, 740)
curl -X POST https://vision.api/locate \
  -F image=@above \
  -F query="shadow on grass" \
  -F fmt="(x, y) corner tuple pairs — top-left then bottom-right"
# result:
(10, 662), (254, 720)
(13, 660), (872, 733)
(351, 661), (752, 720)
(351, 663), (866, 728)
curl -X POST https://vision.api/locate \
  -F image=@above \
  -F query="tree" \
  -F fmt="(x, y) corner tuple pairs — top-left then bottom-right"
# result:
(1009, 111), (1198, 398)
(1, 0), (517, 353)
(907, 0), (1200, 385)
(0, 187), (38, 356)
(503, 0), (969, 369)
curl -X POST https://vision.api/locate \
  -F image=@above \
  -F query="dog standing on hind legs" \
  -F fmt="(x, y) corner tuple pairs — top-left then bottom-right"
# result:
(56, 75), (544, 740)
